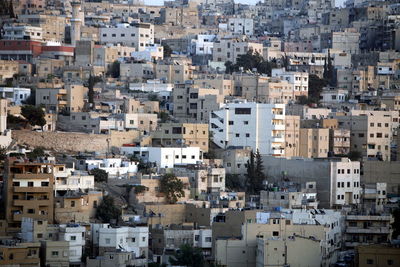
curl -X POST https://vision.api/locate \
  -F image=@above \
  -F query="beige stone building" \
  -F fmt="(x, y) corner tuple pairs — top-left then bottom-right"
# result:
(19, 14), (66, 42)
(162, 2), (199, 27)
(194, 74), (234, 96)
(213, 38), (263, 64)
(155, 63), (194, 84)
(336, 112), (392, 161)
(35, 58), (65, 79)
(0, 60), (19, 81)
(40, 240), (70, 267)
(380, 94), (400, 111)
(55, 191), (103, 224)
(0, 242), (41, 266)
(357, 244), (400, 267)
(4, 161), (55, 233)
(362, 161), (400, 194)
(36, 84), (87, 113)
(285, 115), (300, 157)
(152, 123), (209, 152)
(172, 84), (224, 123)
(299, 128), (329, 158)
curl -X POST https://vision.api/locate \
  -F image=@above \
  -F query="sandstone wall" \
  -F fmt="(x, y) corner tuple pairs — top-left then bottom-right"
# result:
(12, 130), (141, 153)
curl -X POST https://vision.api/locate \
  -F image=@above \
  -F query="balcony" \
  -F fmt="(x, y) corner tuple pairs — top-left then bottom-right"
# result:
(272, 114), (285, 120)
(13, 199), (50, 206)
(271, 148), (284, 155)
(13, 173), (53, 179)
(346, 227), (390, 234)
(14, 186), (51, 193)
(271, 135), (285, 143)
(272, 124), (285, 130)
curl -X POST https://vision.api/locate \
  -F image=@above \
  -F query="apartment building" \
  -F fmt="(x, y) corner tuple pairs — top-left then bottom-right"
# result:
(345, 214), (393, 249)
(271, 68), (309, 99)
(226, 18), (254, 35)
(335, 112), (392, 161)
(155, 63), (194, 84)
(99, 23), (154, 51)
(174, 164), (226, 198)
(59, 224), (86, 264)
(4, 161), (55, 232)
(284, 115), (300, 157)
(330, 128), (351, 155)
(3, 23), (43, 41)
(91, 224), (148, 259)
(260, 182), (318, 210)
(261, 157), (361, 208)
(212, 38), (263, 64)
(36, 84), (87, 113)
(40, 240), (69, 267)
(299, 128), (330, 158)
(173, 83), (224, 123)
(210, 101), (285, 156)
(0, 241), (41, 267)
(151, 123), (209, 152)
(161, 3), (199, 27)
(120, 61), (154, 81)
(216, 146), (252, 175)
(215, 209), (344, 267)
(19, 14), (66, 42)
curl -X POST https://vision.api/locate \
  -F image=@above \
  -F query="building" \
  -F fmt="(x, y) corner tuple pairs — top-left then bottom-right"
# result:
(284, 115), (300, 157)
(4, 161), (55, 233)
(0, 60), (19, 81)
(271, 68), (309, 99)
(212, 38), (263, 64)
(40, 240), (70, 267)
(0, 241), (41, 267)
(356, 244), (400, 267)
(120, 146), (203, 170)
(345, 213), (393, 249)
(226, 18), (254, 36)
(99, 23), (154, 52)
(330, 128), (351, 155)
(91, 224), (148, 259)
(0, 87), (31, 105)
(210, 101), (285, 156)
(59, 224), (86, 264)
(151, 123), (209, 152)
(299, 128), (330, 158)
(260, 157), (361, 208)
(335, 111), (392, 161)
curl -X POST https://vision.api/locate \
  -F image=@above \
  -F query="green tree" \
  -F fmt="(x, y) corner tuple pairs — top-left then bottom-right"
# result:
(107, 61), (120, 78)
(21, 105), (46, 129)
(27, 147), (46, 161)
(245, 149), (265, 194)
(392, 207), (400, 239)
(96, 195), (121, 223)
(323, 50), (335, 86)
(160, 173), (185, 204)
(225, 174), (243, 191)
(162, 44), (172, 58)
(90, 168), (108, 183)
(158, 111), (170, 123)
(169, 244), (204, 267)
(87, 75), (102, 109)
(308, 74), (328, 105)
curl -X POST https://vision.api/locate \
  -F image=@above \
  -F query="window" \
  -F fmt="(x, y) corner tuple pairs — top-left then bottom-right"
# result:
(229, 121), (234, 125)
(246, 133), (250, 137)
(205, 237), (212, 242)
(52, 251), (59, 257)
(71, 201), (75, 207)
(387, 260), (394, 265)
(195, 235), (199, 241)
(41, 182), (49, 187)
(272, 231), (279, 236)
(28, 182), (34, 187)
(105, 238), (111, 244)
(235, 108), (251, 115)
(70, 236), (76, 241)
(27, 209), (35, 214)
(366, 259), (374, 264)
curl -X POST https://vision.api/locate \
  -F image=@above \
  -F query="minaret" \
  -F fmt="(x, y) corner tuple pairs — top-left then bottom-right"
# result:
(70, 1), (82, 46)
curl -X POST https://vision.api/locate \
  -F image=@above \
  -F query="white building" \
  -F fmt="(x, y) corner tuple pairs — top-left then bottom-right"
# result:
(0, 87), (31, 105)
(120, 146), (203, 169)
(190, 34), (216, 55)
(100, 23), (154, 51)
(227, 18), (254, 36)
(321, 88), (348, 104)
(129, 80), (173, 93)
(131, 44), (163, 61)
(210, 101), (285, 156)
(59, 224), (86, 264)
(3, 24), (43, 41)
(53, 167), (95, 195)
(271, 68), (309, 95)
(84, 158), (139, 177)
(92, 224), (148, 258)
